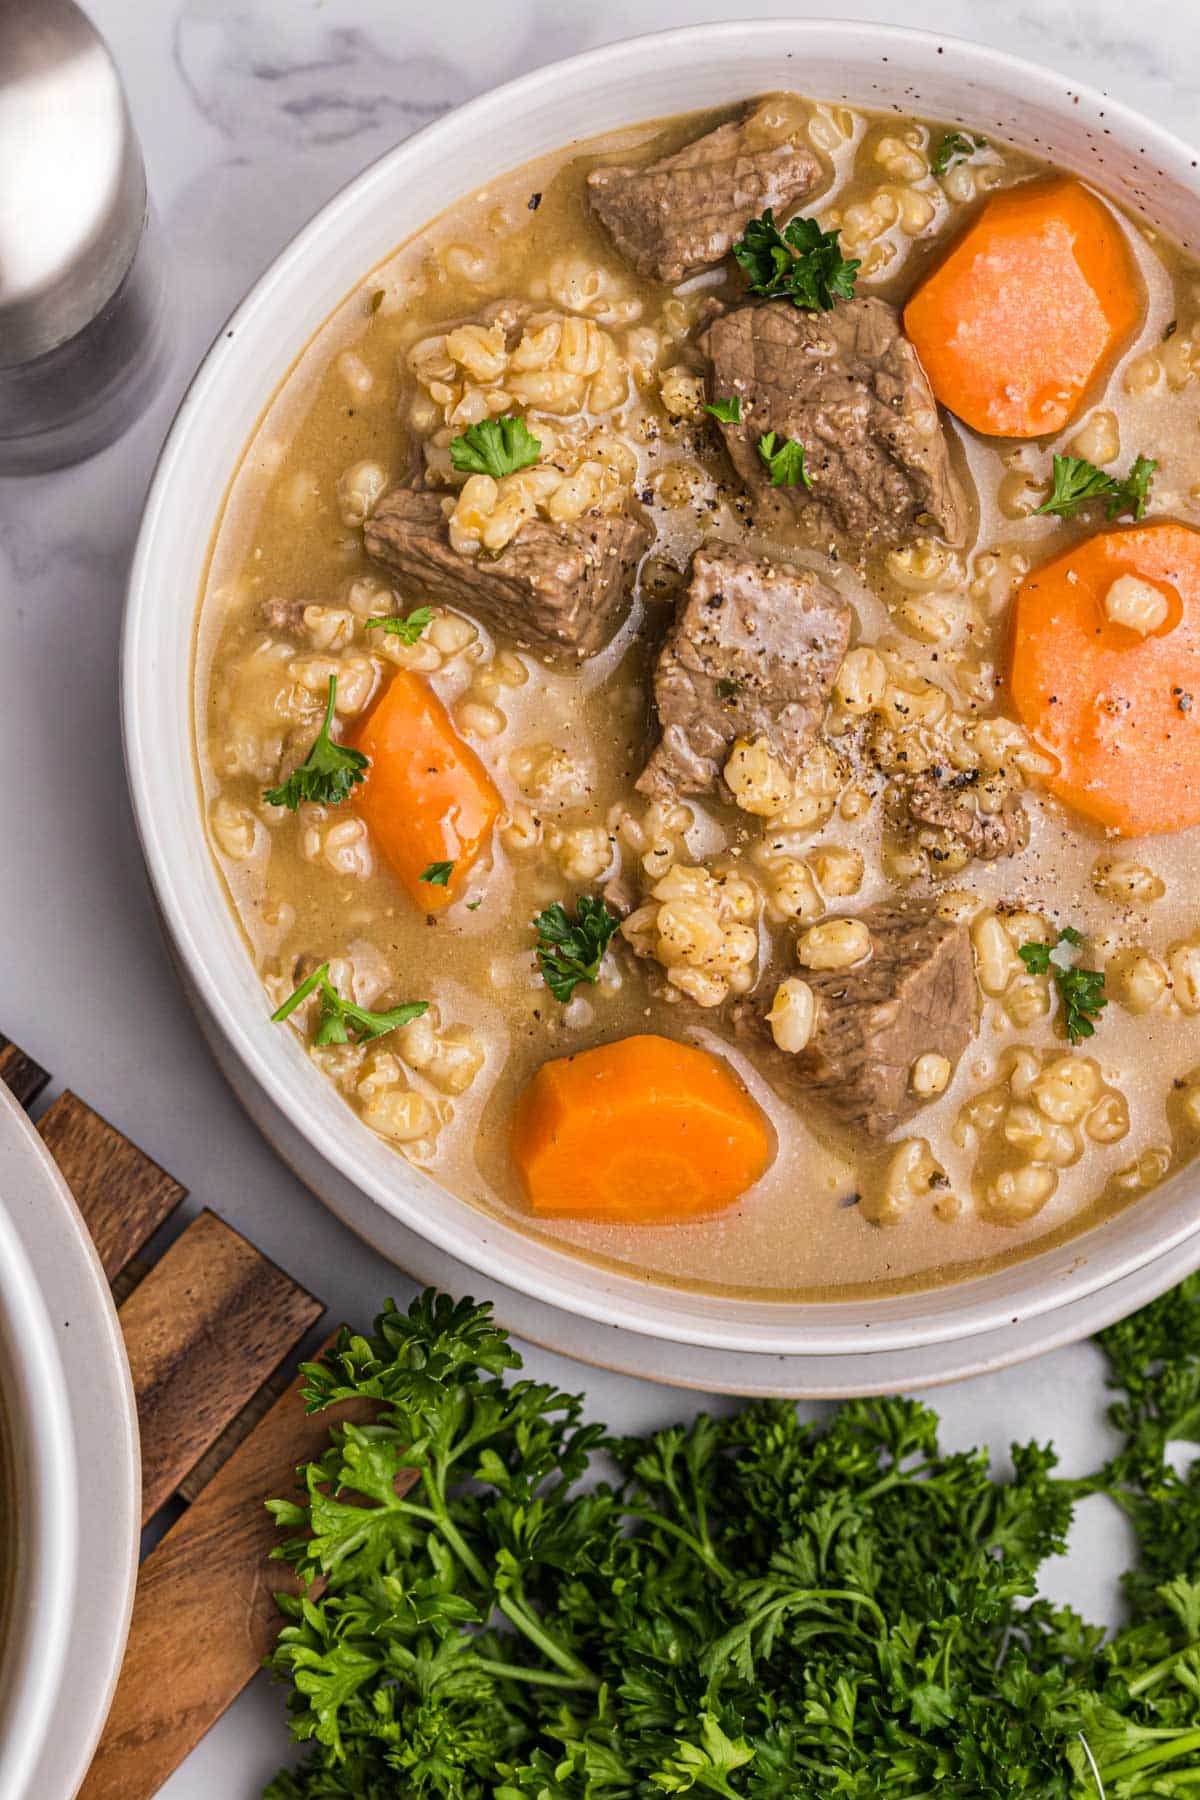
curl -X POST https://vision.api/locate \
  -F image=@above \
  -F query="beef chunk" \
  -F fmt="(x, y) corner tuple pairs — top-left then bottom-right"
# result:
(900, 774), (1029, 862)
(259, 597), (308, 636)
(637, 541), (851, 802)
(364, 486), (649, 662)
(701, 298), (968, 548)
(586, 106), (820, 285)
(737, 900), (975, 1138)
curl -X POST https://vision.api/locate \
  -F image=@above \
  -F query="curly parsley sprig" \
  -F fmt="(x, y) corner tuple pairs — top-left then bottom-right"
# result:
(450, 415), (542, 479)
(262, 676), (368, 811)
(1035, 452), (1157, 522)
(262, 1279), (1200, 1800)
(732, 209), (860, 310)
(533, 896), (620, 1002)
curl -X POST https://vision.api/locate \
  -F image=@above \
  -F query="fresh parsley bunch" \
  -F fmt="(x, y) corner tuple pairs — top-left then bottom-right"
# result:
(263, 1279), (1200, 1799)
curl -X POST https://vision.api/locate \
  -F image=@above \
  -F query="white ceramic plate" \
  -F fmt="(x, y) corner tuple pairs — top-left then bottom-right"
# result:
(0, 1083), (139, 1799)
(124, 20), (1200, 1365)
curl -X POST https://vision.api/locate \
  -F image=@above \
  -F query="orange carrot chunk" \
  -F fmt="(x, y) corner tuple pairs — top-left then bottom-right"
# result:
(1009, 521), (1200, 836)
(350, 669), (500, 910)
(904, 177), (1140, 438)
(511, 1033), (772, 1222)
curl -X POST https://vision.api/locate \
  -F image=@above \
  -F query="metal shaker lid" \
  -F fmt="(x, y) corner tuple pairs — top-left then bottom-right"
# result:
(0, 0), (147, 370)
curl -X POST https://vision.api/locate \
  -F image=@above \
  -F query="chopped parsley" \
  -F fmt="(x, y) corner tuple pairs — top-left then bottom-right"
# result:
(1019, 925), (1108, 1043)
(420, 861), (455, 888)
(450, 414), (542, 479)
(715, 677), (742, 700)
(271, 962), (427, 1046)
(262, 676), (368, 811)
(931, 130), (987, 176)
(757, 430), (812, 489)
(363, 605), (434, 645)
(704, 394), (743, 424)
(1034, 452), (1157, 522)
(732, 209), (860, 310)
(532, 896), (620, 1002)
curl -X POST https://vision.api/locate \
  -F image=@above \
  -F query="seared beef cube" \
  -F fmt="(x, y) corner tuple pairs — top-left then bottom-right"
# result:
(637, 541), (850, 802)
(701, 299), (968, 548)
(737, 900), (976, 1138)
(364, 487), (649, 662)
(587, 105), (820, 285)
(900, 774), (1028, 862)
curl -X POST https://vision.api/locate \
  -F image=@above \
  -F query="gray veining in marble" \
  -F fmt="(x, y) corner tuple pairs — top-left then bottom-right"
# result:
(0, 2), (1196, 1792)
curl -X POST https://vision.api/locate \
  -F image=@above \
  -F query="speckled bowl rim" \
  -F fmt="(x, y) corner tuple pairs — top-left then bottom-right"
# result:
(124, 19), (1200, 1358)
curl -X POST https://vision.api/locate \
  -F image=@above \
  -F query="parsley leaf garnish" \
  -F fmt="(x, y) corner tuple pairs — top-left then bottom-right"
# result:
(1055, 964), (1108, 1043)
(732, 209), (860, 310)
(533, 896), (620, 1002)
(1111, 453), (1157, 520)
(757, 430), (813, 489)
(363, 605), (434, 645)
(1035, 452), (1157, 522)
(450, 415), (542, 479)
(262, 676), (368, 811)
(271, 962), (427, 1045)
(931, 130), (988, 176)
(705, 394), (742, 424)
(1019, 926), (1107, 1043)
(420, 861), (454, 887)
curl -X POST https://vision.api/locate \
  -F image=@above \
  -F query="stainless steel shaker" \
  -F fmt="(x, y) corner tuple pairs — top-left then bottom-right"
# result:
(0, 0), (168, 473)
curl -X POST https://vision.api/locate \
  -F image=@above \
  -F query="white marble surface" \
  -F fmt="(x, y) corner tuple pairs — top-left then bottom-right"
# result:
(1, 1), (1197, 1793)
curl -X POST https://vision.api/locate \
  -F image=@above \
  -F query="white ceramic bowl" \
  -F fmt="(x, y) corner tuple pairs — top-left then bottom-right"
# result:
(125, 20), (1200, 1364)
(0, 1085), (139, 1798)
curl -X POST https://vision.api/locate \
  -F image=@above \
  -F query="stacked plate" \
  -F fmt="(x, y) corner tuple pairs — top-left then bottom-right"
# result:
(0, 1085), (139, 1798)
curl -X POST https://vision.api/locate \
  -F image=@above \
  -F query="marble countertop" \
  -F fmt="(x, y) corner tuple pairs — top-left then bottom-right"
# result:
(1, 1), (1197, 1793)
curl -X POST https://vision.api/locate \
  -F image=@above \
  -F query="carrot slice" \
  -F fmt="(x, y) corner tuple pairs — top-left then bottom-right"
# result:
(350, 669), (501, 909)
(1009, 521), (1200, 836)
(904, 177), (1140, 438)
(511, 1033), (772, 1222)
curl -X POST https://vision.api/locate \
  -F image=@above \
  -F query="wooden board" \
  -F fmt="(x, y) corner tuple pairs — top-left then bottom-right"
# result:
(0, 1032), (49, 1107)
(76, 1347), (370, 1800)
(1, 1032), (337, 1798)
(119, 1208), (322, 1523)
(37, 1091), (187, 1278)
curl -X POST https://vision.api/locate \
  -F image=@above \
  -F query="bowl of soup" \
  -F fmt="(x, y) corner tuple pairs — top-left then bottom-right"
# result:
(125, 20), (1200, 1361)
